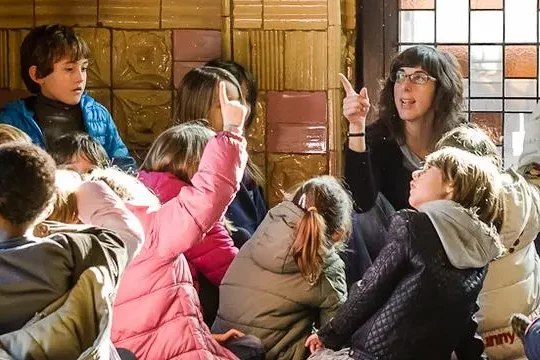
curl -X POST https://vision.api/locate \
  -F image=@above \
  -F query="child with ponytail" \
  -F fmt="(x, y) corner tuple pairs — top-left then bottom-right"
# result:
(212, 175), (353, 360)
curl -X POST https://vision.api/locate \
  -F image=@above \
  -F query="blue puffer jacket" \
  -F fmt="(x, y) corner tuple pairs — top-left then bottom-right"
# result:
(0, 93), (136, 171)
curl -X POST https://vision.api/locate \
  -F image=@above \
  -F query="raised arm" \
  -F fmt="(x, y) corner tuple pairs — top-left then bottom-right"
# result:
(340, 74), (381, 211)
(152, 82), (249, 258)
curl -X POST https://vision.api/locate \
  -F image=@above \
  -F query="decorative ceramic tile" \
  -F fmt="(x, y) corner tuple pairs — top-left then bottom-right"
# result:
(112, 30), (172, 90)
(173, 30), (221, 62)
(343, 30), (357, 85)
(246, 92), (266, 152)
(222, 0), (230, 15)
(76, 28), (111, 88)
(0, 31), (7, 89)
(8, 30), (30, 91)
(267, 153), (328, 206)
(0, 89), (31, 108)
(234, 0), (263, 28)
(99, 0), (160, 29)
(35, 0), (97, 26)
(0, 0), (34, 28)
(113, 90), (173, 149)
(328, 0), (340, 26)
(162, 0), (221, 29)
(263, 0), (327, 30)
(327, 89), (344, 152)
(327, 26), (341, 90)
(266, 91), (327, 153)
(344, 0), (356, 29)
(233, 30), (284, 91)
(284, 31), (327, 90)
(328, 151), (342, 177)
(86, 89), (112, 112)
(173, 61), (206, 89)
(222, 16), (232, 59)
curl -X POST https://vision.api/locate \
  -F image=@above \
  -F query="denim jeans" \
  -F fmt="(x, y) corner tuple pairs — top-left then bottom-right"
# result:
(223, 335), (265, 360)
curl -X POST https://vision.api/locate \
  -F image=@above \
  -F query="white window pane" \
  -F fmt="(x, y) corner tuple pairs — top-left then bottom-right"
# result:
(436, 0), (468, 43)
(505, 79), (537, 98)
(470, 46), (503, 97)
(471, 11), (503, 43)
(400, 11), (435, 43)
(505, 99), (538, 112)
(504, 113), (531, 168)
(506, 0), (537, 43)
(470, 99), (503, 111)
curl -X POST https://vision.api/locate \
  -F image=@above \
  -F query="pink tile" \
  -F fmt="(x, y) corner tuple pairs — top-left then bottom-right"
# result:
(266, 91), (327, 153)
(173, 61), (206, 88)
(0, 89), (31, 109)
(267, 123), (327, 153)
(266, 91), (327, 124)
(173, 30), (222, 62)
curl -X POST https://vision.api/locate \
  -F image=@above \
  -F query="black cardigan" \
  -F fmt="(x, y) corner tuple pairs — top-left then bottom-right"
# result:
(345, 121), (413, 212)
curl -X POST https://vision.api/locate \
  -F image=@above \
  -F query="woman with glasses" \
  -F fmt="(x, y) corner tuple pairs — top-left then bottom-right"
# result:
(344, 45), (465, 214)
(340, 45), (465, 287)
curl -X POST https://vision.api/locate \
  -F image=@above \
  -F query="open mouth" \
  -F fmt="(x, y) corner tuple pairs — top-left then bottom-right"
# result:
(400, 99), (415, 106)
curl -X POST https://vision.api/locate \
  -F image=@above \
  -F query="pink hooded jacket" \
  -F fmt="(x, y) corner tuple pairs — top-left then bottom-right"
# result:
(111, 132), (247, 360)
(138, 170), (238, 290)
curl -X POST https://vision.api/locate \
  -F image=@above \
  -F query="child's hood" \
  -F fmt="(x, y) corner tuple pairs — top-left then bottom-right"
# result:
(249, 201), (341, 275)
(418, 199), (504, 269)
(499, 169), (540, 248)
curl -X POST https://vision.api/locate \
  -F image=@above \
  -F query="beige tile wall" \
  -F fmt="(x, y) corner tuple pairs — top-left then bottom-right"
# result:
(0, 0), (356, 206)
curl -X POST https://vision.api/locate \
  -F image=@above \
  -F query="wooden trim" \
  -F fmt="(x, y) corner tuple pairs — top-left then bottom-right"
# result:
(358, 0), (399, 123)
(359, 0), (383, 123)
(383, 0), (399, 75)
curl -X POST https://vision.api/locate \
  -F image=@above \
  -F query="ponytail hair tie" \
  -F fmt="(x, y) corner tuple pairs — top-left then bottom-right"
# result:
(307, 206), (318, 213)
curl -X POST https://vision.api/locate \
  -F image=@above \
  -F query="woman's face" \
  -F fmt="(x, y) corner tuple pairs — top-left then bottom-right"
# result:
(208, 81), (241, 131)
(409, 166), (453, 209)
(393, 66), (437, 125)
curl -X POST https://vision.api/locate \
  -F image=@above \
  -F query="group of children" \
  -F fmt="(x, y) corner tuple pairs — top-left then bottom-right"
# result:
(1, 24), (540, 360)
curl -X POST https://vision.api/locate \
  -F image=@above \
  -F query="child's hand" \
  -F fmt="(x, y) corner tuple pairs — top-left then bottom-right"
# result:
(212, 329), (245, 343)
(219, 81), (248, 135)
(305, 333), (324, 354)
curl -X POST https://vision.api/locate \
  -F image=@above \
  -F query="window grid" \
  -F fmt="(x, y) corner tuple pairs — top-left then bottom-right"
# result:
(398, 0), (540, 167)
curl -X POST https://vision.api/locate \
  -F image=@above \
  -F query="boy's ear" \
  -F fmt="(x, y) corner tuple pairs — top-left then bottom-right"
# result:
(28, 65), (44, 85)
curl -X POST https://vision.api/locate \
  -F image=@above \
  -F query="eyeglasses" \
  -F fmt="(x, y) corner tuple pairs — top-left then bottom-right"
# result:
(392, 70), (437, 85)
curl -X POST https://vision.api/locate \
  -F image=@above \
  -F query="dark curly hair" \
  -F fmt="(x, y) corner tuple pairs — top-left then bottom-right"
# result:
(20, 24), (90, 94)
(378, 45), (465, 146)
(0, 143), (56, 226)
(49, 132), (110, 170)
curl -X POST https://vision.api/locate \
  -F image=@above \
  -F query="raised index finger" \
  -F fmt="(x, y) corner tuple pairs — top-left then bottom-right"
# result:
(218, 81), (229, 108)
(339, 73), (357, 97)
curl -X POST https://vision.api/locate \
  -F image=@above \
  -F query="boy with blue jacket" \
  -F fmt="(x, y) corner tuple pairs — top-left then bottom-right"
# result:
(0, 24), (135, 171)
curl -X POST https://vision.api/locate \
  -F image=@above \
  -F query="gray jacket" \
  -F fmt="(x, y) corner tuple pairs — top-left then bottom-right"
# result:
(213, 201), (347, 360)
